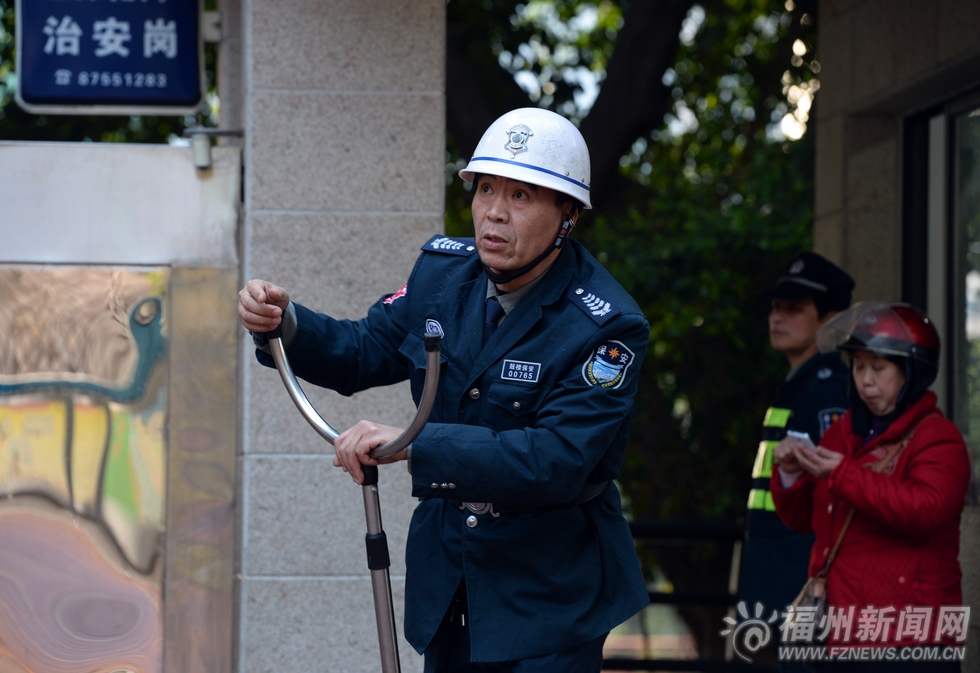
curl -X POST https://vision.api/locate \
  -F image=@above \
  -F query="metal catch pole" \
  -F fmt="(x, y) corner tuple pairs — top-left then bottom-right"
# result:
(262, 326), (442, 673)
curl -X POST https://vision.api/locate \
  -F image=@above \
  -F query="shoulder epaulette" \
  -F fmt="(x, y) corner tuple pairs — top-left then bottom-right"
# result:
(567, 283), (622, 325)
(421, 235), (478, 256)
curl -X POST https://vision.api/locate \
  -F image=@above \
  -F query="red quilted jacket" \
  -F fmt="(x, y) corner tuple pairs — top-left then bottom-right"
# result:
(771, 392), (970, 647)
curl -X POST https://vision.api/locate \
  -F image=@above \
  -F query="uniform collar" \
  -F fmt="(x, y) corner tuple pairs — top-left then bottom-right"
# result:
(536, 240), (579, 305)
(485, 270), (548, 316)
(466, 244), (579, 373)
(483, 241), (578, 311)
(786, 350), (841, 382)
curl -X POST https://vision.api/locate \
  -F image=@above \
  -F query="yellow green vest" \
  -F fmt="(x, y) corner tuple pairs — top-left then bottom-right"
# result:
(746, 406), (791, 512)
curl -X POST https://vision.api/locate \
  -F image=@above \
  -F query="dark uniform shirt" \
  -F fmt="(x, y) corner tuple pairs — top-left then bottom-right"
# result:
(739, 350), (849, 613)
(256, 236), (650, 662)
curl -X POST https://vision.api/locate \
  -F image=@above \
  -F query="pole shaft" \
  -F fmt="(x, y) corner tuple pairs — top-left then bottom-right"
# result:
(363, 481), (401, 673)
(263, 329), (441, 673)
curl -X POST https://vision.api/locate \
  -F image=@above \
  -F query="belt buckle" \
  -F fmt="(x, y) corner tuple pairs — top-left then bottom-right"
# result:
(459, 502), (501, 518)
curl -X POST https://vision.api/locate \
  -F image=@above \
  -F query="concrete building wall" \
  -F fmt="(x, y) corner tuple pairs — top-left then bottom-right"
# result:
(815, 0), (980, 300)
(226, 1), (445, 670)
(816, 2), (980, 667)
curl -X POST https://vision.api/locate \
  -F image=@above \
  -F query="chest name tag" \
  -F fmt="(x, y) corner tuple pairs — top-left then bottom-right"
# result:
(501, 359), (541, 383)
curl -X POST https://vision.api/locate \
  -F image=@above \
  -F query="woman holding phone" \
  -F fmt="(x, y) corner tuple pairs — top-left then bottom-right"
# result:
(772, 303), (970, 672)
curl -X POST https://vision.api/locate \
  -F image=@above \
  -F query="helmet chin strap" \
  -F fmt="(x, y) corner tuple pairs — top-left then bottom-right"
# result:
(483, 217), (575, 286)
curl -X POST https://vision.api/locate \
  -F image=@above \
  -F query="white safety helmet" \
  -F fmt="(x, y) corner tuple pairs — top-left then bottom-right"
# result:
(459, 108), (592, 209)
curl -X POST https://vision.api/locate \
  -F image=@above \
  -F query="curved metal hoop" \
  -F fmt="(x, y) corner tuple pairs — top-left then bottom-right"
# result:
(262, 326), (442, 673)
(265, 329), (442, 456)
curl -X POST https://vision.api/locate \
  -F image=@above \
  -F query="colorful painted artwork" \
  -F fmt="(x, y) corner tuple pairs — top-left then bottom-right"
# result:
(0, 267), (169, 673)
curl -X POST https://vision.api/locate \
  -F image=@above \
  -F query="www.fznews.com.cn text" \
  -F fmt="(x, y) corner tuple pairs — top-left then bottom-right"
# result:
(779, 644), (966, 663)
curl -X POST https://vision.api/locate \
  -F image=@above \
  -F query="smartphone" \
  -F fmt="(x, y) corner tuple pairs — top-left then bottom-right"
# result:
(786, 430), (818, 452)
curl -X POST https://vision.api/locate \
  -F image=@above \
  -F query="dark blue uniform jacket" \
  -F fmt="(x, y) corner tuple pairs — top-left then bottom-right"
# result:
(256, 237), (650, 662)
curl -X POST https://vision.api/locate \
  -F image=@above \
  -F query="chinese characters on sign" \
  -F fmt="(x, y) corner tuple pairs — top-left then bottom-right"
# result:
(43, 16), (82, 56)
(16, 0), (201, 113)
(145, 19), (178, 58)
(93, 17), (132, 57)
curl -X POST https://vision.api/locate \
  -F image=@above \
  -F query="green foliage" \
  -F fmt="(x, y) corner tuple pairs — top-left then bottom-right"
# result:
(0, 0), (218, 142)
(595, 140), (813, 522)
(494, 0), (622, 118)
(596, 0), (819, 527)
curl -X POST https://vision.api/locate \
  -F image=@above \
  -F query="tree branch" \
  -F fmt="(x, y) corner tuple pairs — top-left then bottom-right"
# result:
(445, 1), (530, 159)
(580, 0), (696, 209)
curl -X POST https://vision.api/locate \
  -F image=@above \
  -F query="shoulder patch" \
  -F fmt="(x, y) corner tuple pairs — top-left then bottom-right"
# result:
(421, 235), (478, 256)
(383, 284), (407, 305)
(582, 340), (635, 389)
(818, 407), (847, 437)
(567, 283), (622, 325)
(425, 319), (444, 338)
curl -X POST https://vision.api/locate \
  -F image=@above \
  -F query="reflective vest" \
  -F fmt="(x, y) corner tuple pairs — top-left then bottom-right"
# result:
(744, 351), (849, 531)
(747, 406), (791, 512)
(740, 352), (848, 611)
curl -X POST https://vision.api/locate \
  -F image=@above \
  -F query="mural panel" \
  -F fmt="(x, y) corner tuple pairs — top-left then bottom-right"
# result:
(0, 267), (168, 673)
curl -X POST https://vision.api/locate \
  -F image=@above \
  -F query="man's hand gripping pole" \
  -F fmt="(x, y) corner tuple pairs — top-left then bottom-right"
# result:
(262, 325), (443, 673)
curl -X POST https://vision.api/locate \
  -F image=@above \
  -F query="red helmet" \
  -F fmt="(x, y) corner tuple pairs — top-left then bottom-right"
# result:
(817, 302), (940, 369)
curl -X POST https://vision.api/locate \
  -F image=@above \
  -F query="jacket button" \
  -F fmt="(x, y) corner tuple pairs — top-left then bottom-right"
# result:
(469, 388), (480, 400)
(431, 483), (439, 489)
(448, 483), (456, 489)
(466, 515), (478, 528)
(823, 547), (829, 557)
(440, 483), (449, 489)
(512, 401), (522, 411)
(898, 576), (906, 584)
(827, 504), (833, 513)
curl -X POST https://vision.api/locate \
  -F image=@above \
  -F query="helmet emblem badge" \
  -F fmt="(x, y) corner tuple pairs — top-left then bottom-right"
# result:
(789, 260), (805, 274)
(504, 124), (533, 158)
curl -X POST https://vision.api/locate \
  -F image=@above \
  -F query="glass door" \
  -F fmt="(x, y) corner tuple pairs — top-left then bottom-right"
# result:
(951, 101), (980, 492)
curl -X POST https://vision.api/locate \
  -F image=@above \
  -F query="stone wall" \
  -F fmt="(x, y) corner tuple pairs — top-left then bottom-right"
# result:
(961, 506), (980, 673)
(814, 0), (980, 300)
(229, 1), (445, 670)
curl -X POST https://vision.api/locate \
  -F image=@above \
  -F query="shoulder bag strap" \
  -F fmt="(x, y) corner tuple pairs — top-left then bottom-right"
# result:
(817, 412), (938, 575)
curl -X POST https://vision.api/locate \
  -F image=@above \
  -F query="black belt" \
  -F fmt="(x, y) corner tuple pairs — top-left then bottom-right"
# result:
(447, 480), (609, 516)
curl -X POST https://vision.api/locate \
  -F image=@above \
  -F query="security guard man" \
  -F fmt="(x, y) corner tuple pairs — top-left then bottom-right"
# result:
(239, 109), (649, 672)
(739, 252), (855, 625)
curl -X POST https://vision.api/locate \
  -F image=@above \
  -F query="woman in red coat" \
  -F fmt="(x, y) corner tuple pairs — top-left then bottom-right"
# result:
(771, 303), (970, 672)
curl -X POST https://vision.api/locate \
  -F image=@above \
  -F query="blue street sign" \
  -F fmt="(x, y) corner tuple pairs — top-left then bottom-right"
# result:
(16, 0), (203, 115)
